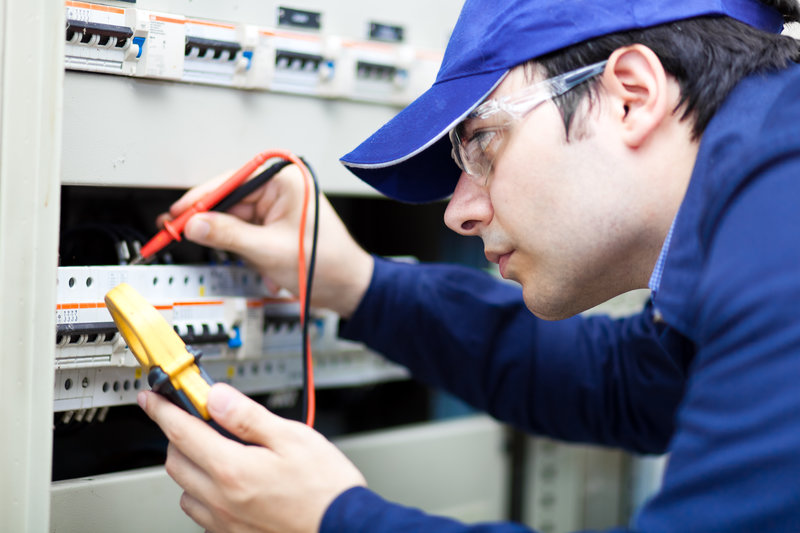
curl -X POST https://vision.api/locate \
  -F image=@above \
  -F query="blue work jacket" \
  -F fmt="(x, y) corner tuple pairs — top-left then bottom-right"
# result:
(322, 64), (800, 532)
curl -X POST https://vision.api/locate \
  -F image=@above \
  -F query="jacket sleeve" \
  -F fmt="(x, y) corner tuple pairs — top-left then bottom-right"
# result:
(321, 486), (632, 533)
(340, 258), (689, 454)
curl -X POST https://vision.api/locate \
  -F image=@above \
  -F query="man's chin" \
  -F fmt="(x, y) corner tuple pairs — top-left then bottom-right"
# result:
(522, 287), (586, 321)
(523, 298), (575, 321)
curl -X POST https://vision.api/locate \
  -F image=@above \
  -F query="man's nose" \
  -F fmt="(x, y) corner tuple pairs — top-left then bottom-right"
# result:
(443, 173), (493, 236)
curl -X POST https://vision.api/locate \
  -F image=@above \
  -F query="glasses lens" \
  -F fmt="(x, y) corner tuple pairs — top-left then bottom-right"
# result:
(463, 133), (492, 180)
(449, 127), (466, 173)
(450, 123), (494, 183)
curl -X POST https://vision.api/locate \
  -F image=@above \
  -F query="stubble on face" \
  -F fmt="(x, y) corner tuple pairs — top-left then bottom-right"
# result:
(485, 95), (650, 320)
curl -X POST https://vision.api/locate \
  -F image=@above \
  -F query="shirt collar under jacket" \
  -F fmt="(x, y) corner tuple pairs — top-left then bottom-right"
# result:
(649, 64), (800, 338)
(649, 216), (678, 295)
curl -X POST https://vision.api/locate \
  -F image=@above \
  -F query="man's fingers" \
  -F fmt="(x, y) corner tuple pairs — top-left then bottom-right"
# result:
(179, 490), (217, 532)
(170, 161), (294, 218)
(169, 169), (235, 217)
(206, 383), (293, 451)
(138, 390), (217, 447)
(138, 390), (249, 469)
(155, 211), (172, 230)
(164, 443), (218, 505)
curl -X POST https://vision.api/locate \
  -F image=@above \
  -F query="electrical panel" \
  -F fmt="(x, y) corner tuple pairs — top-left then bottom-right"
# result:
(56, 0), (463, 422)
(63, 0), (446, 106)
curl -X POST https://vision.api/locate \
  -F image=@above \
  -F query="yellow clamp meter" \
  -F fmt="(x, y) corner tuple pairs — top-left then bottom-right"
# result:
(105, 282), (215, 420)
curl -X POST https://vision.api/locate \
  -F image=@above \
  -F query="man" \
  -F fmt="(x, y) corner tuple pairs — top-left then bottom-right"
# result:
(139, 0), (800, 531)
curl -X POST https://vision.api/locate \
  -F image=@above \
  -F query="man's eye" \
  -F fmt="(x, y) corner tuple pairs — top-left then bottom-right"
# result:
(470, 128), (501, 157)
(471, 129), (501, 153)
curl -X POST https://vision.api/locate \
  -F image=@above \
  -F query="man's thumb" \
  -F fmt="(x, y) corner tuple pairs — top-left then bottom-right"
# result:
(184, 213), (212, 242)
(184, 212), (255, 255)
(207, 383), (282, 448)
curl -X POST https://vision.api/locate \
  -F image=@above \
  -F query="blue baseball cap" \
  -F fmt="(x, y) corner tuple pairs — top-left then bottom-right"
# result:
(340, 0), (783, 203)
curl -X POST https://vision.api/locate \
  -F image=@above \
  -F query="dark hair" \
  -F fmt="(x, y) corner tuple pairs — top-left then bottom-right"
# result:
(530, 1), (800, 140)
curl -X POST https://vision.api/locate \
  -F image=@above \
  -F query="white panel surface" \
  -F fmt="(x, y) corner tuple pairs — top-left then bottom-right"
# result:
(51, 467), (202, 533)
(62, 71), (394, 193)
(335, 416), (510, 523)
(0, 2), (63, 532)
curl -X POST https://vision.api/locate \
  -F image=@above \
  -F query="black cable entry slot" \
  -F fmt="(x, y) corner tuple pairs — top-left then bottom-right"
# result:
(179, 323), (229, 345)
(184, 36), (242, 61)
(56, 322), (118, 345)
(369, 22), (404, 43)
(275, 50), (323, 70)
(277, 7), (321, 30)
(264, 315), (302, 330)
(356, 61), (398, 80)
(66, 20), (133, 48)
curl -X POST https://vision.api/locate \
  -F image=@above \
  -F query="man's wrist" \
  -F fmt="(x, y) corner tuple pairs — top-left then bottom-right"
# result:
(318, 251), (374, 319)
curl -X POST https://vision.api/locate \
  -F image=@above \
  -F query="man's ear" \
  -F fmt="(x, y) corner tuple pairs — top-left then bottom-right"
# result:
(602, 44), (670, 148)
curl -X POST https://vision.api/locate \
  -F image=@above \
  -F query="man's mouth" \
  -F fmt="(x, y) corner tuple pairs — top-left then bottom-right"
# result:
(497, 252), (513, 278)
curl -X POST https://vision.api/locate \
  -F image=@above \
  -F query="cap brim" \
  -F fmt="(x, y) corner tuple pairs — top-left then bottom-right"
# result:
(340, 69), (507, 203)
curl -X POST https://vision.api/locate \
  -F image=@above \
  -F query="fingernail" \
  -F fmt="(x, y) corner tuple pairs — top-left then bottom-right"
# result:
(208, 385), (236, 417)
(137, 391), (147, 410)
(185, 216), (210, 241)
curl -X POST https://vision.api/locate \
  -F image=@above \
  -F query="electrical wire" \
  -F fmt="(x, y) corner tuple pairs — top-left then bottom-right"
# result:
(60, 223), (145, 266)
(299, 157), (319, 428)
(213, 160), (292, 213)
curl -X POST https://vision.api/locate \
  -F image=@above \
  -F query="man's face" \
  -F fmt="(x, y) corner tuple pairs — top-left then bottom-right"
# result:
(444, 66), (655, 320)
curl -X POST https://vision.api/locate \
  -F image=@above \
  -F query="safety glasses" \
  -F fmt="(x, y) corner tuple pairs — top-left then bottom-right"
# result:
(449, 60), (608, 185)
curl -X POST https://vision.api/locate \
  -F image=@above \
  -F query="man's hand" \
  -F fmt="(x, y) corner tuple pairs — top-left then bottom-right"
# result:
(159, 163), (373, 318)
(139, 383), (367, 533)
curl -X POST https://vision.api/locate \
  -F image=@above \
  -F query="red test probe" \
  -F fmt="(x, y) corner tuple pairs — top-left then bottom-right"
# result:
(136, 151), (274, 262)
